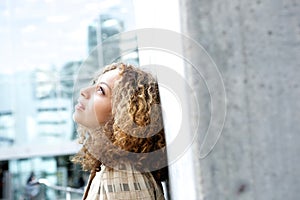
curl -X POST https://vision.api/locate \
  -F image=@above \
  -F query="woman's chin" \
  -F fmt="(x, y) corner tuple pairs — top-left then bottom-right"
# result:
(72, 112), (80, 124)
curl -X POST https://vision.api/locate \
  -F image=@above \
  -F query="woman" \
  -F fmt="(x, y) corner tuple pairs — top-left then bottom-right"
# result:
(72, 63), (168, 200)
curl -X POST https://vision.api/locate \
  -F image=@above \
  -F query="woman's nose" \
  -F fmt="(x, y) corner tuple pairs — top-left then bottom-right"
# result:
(80, 86), (92, 98)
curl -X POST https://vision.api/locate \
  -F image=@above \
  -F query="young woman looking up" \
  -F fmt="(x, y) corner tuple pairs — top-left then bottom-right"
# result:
(72, 62), (168, 200)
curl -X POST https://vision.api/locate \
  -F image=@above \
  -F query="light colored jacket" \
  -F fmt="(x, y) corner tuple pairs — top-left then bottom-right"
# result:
(83, 165), (165, 200)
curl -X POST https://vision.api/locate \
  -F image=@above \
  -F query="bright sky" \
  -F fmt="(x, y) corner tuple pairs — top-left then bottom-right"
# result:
(0, 0), (130, 73)
(0, 0), (180, 74)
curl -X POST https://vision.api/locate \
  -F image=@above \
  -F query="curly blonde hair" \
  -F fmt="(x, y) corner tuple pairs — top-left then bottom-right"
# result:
(72, 63), (168, 182)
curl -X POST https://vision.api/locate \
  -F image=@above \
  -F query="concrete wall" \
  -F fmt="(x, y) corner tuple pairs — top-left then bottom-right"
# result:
(179, 0), (300, 199)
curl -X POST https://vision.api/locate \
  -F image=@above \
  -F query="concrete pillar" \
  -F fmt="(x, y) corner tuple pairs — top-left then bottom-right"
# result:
(179, 0), (300, 199)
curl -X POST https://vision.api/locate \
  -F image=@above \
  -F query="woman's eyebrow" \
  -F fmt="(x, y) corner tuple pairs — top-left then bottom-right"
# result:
(99, 82), (112, 92)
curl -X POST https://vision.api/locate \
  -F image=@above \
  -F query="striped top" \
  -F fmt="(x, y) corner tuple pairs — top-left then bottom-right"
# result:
(83, 165), (165, 200)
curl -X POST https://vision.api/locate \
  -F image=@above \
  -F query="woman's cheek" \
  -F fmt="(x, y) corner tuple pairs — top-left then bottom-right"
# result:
(94, 99), (112, 124)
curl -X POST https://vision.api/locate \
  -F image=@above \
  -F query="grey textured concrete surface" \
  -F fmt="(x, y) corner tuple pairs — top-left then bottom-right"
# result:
(178, 0), (300, 199)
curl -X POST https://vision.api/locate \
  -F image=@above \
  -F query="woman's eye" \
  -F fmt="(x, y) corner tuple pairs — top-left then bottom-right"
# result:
(97, 86), (105, 95)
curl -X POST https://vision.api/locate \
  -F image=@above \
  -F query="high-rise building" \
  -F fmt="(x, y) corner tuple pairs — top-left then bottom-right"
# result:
(0, 68), (82, 199)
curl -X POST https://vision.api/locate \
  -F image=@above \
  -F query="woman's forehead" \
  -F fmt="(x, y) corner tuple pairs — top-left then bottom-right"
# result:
(95, 69), (121, 85)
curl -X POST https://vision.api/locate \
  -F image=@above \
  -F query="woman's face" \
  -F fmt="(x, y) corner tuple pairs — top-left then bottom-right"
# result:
(73, 69), (121, 129)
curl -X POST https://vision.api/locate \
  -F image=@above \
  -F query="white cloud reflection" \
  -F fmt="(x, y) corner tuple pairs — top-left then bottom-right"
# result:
(21, 25), (37, 33)
(46, 15), (70, 23)
(0, 0), (104, 72)
(0, 0), (180, 73)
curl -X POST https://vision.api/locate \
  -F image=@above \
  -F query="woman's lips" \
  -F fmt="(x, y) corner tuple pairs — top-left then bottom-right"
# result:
(75, 101), (85, 111)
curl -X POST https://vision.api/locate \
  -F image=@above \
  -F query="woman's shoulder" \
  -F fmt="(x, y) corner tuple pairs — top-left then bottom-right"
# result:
(90, 165), (165, 199)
